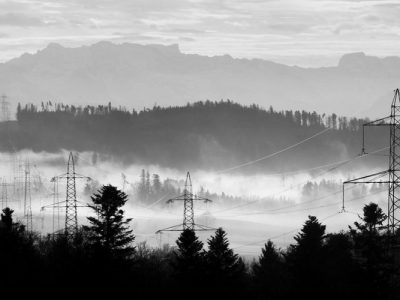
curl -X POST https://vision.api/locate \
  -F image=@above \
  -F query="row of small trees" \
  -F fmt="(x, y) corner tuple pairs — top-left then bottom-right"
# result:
(0, 185), (399, 298)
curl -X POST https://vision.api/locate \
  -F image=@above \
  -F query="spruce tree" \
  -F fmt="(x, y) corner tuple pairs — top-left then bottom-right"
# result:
(176, 228), (203, 263)
(152, 174), (162, 195)
(206, 228), (243, 276)
(174, 229), (205, 289)
(253, 240), (288, 299)
(205, 228), (246, 297)
(84, 185), (135, 260)
(286, 215), (326, 297)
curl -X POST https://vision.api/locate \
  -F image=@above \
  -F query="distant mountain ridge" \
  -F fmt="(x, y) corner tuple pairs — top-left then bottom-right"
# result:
(0, 41), (398, 118)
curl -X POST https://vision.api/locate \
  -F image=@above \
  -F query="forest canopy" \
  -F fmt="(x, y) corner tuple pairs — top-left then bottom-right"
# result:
(0, 100), (387, 171)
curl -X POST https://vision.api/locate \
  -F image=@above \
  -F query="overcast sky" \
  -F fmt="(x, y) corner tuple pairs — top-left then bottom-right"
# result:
(0, 0), (399, 67)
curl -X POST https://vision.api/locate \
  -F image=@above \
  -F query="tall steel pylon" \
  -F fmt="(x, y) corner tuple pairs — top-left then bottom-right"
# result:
(0, 94), (10, 122)
(65, 152), (78, 236)
(343, 89), (400, 235)
(1, 178), (8, 209)
(24, 161), (33, 232)
(156, 172), (215, 233)
(41, 152), (90, 239)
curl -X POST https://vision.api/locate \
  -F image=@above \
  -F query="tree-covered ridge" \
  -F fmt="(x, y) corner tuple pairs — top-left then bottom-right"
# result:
(2, 100), (386, 171)
(16, 100), (365, 130)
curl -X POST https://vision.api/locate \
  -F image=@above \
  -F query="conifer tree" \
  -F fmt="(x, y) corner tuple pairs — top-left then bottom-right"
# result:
(349, 203), (391, 298)
(206, 227), (243, 276)
(152, 174), (161, 194)
(352, 202), (386, 234)
(286, 215), (326, 297)
(205, 228), (246, 297)
(84, 185), (135, 260)
(174, 229), (205, 286)
(253, 240), (288, 299)
(176, 228), (203, 263)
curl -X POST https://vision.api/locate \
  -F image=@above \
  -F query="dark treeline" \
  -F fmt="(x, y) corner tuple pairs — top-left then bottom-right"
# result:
(0, 100), (388, 171)
(1, 184), (399, 298)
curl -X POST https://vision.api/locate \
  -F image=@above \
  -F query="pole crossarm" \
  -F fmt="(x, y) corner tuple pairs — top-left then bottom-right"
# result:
(54, 173), (90, 180)
(156, 223), (216, 234)
(343, 170), (389, 184)
(362, 116), (394, 155)
(166, 193), (212, 203)
(363, 116), (393, 127)
(41, 200), (89, 211)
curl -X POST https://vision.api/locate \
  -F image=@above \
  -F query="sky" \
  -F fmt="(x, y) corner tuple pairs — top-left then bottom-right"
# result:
(0, 0), (400, 67)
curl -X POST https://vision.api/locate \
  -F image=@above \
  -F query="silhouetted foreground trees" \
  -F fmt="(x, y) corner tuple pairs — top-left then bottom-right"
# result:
(0, 190), (399, 299)
(0, 100), (388, 171)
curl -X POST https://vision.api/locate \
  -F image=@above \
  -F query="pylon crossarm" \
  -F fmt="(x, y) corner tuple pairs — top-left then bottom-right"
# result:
(51, 173), (67, 180)
(194, 196), (212, 203)
(41, 200), (67, 210)
(56, 174), (89, 180)
(167, 193), (207, 202)
(73, 173), (91, 180)
(155, 224), (184, 233)
(76, 200), (89, 206)
(193, 224), (216, 231)
(344, 170), (389, 184)
(362, 116), (394, 154)
(363, 116), (393, 127)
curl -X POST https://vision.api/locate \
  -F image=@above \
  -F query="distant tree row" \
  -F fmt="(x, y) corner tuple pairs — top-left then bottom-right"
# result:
(17, 100), (366, 130)
(0, 100), (387, 172)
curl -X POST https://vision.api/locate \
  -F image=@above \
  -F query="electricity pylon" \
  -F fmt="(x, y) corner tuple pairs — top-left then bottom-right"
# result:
(24, 162), (33, 232)
(1, 178), (8, 209)
(41, 152), (90, 239)
(343, 89), (400, 235)
(0, 94), (10, 122)
(156, 172), (215, 233)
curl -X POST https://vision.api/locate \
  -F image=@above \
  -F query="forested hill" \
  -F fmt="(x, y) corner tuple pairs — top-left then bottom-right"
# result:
(0, 101), (388, 172)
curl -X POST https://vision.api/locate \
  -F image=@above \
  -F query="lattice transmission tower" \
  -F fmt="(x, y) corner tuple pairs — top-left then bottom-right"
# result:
(343, 89), (400, 235)
(1, 178), (8, 209)
(156, 172), (215, 234)
(24, 161), (33, 232)
(41, 152), (90, 239)
(0, 94), (10, 122)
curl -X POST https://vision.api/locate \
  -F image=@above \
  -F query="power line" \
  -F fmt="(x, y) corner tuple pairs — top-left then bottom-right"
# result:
(212, 147), (388, 216)
(233, 211), (341, 250)
(231, 187), (387, 251)
(216, 127), (332, 173)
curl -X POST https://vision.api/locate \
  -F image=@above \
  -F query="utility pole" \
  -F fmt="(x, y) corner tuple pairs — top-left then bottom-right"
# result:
(343, 89), (400, 235)
(24, 161), (33, 232)
(1, 178), (8, 209)
(41, 152), (90, 239)
(50, 176), (60, 234)
(156, 172), (215, 234)
(0, 94), (10, 122)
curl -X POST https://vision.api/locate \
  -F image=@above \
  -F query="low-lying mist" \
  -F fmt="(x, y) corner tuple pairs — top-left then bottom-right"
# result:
(0, 150), (388, 257)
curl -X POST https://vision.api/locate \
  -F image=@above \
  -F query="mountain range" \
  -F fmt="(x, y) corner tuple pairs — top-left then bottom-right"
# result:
(1, 41), (399, 118)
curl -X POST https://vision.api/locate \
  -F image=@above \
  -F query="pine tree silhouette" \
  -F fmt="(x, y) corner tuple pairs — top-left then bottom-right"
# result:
(286, 215), (326, 297)
(253, 240), (289, 299)
(205, 228), (246, 297)
(206, 228), (243, 275)
(349, 203), (392, 299)
(84, 185), (135, 260)
(174, 229), (205, 295)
